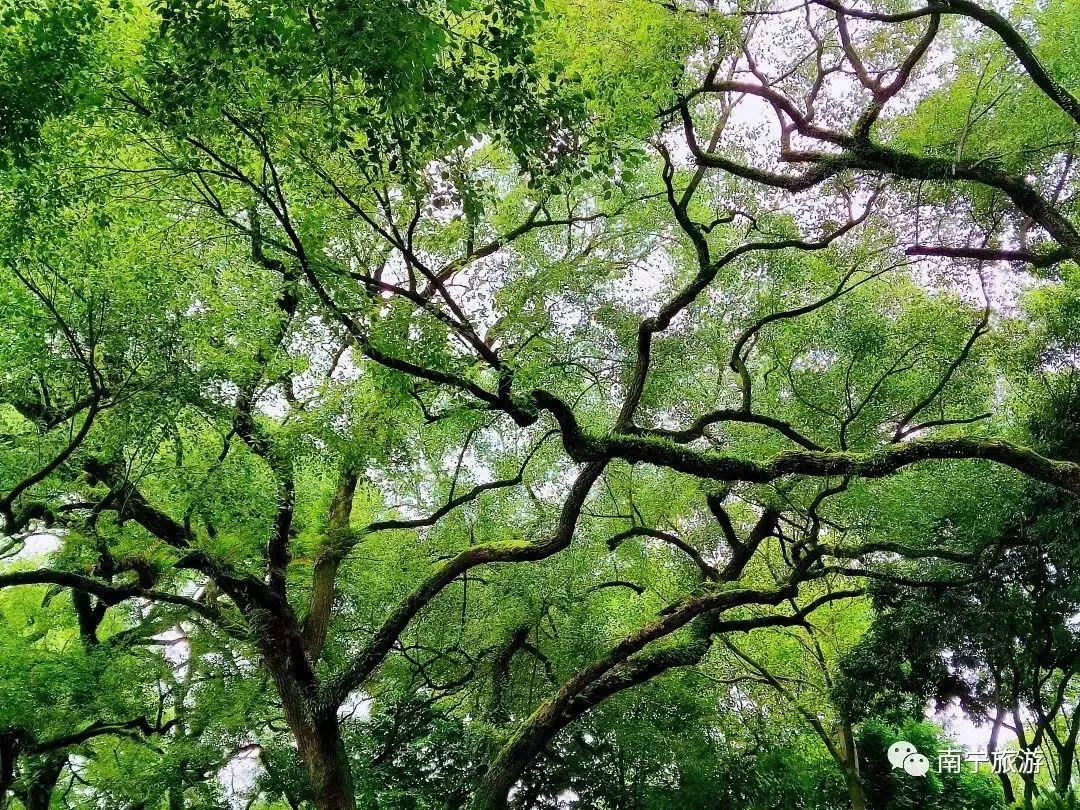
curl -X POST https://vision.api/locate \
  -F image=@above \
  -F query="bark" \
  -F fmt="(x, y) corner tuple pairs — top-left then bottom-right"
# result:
(988, 703), (1015, 804)
(535, 390), (1080, 496)
(472, 723), (554, 810)
(843, 768), (866, 810)
(472, 629), (716, 809)
(470, 584), (856, 809)
(256, 608), (355, 810)
(1013, 698), (1037, 802)
(837, 723), (866, 810)
(325, 461), (607, 708)
(297, 714), (355, 810)
(304, 552), (342, 659)
(303, 468), (358, 660)
(273, 673), (355, 810)
(20, 754), (65, 810)
(1055, 706), (1080, 794)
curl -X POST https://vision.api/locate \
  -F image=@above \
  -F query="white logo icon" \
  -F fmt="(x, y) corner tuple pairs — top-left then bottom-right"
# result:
(888, 741), (929, 776)
(903, 753), (931, 776)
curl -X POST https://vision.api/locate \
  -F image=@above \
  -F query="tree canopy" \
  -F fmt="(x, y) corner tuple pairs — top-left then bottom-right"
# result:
(3, 0), (1080, 807)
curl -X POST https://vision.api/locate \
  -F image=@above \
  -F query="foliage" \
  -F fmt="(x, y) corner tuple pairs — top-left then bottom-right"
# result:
(2, 0), (1080, 808)
(857, 719), (1005, 810)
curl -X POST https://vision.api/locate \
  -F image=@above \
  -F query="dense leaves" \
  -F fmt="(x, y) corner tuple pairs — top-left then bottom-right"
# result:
(2, 0), (1080, 808)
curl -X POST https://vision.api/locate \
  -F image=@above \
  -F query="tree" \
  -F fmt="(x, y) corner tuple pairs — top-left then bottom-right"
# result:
(719, 598), (873, 809)
(2, 0), (1080, 807)
(836, 381), (1080, 804)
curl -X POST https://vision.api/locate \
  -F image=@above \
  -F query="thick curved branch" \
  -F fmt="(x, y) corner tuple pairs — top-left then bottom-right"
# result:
(607, 526), (719, 581)
(589, 580), (646, 595)
(322, 459), (607, 709)
(533, 390), (1080, 493)
(30, 717), (181, 754)
(906, 244), (1070, 268)
(854, 12), (941, 138)
(686, 78), (1080, 258)
(81, 458), (287, 615)
(471, 584), (861, 810)
(0, 569), (223, 623)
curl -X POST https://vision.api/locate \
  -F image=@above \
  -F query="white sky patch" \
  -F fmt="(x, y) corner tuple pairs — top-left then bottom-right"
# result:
(7, 531), (61, 560)
(935, 698), (1018, 751)
(340, 691), (373, 723)
(218, 744), (264, 808)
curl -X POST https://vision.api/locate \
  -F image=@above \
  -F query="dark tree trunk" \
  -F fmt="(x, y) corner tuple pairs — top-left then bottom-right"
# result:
(843, 767), (866, 810)
(472, 762), (518, 810)
(0, 733), (19, 810)
(473, 720), (557, 810)
(988, 704), (1015, 804)
(258, 630), (355, 810)
(270, 688), (355, 810)
(836, 723), (866, 810)
(1055, 706), (1080, 794)
(298, 713), (355, 810)
(21, 754), (65, 810)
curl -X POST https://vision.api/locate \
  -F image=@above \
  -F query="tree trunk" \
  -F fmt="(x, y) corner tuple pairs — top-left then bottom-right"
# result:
(22, 754), (65, 810)
(299, 714), (355, 810)
(272, 683), (354, 810)
(256, 617), (355, 810)
(836, 723), (866, 810)
(471, 621), (714, 809)
(843, 767), (867, 810)
(1055, 707), (1080, 794)
(988, 704), (1015, 804)
(472, 718), (559, 810)
(471, 759), (519, 810)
